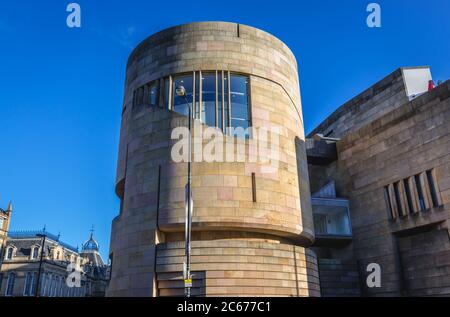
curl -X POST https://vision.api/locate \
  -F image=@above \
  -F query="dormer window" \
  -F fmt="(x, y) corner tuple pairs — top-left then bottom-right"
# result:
(5, 247), (14, 260)
(31, 246), (39, 260)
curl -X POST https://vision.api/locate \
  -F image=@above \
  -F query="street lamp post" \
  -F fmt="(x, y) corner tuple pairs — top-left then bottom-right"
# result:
(35, 233), (47, 297)
(175, 85), (194, 298)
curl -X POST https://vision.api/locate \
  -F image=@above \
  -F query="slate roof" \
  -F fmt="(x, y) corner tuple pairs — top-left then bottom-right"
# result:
(7, 230), (78, 253)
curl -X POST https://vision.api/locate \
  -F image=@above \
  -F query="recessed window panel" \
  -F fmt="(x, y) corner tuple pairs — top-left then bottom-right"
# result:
(201, 72), (216, 127)
(194, 72), (200, 119)
(230, 74), (250, 137)
(218, 72), (223, 130)
(173, 74), (193, 116)
(149, 81), (159, 107)
(164, 77), (170, 109)
(426, 170), (440, 207)
(415, 174), (426, 210)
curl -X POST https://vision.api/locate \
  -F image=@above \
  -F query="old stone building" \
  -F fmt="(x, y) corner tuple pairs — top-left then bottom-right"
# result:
(108, 21), (319, 297)
(0, 229), (109, 297)
(308, 67), (450, 296)
(0, 202), (12, 263)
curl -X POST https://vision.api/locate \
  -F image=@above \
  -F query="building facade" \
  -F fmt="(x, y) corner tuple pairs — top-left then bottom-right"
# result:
(108, 22), (320, 297)
(308, 67), (450, 296)
(0, 230), (109, 297)
(0, 202), (12, 262)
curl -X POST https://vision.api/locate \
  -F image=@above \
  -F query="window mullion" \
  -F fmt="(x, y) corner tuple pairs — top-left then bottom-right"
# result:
(215, 70), (219, 128)
(222, 71), (225, 132)
(227, 71), (231, 136)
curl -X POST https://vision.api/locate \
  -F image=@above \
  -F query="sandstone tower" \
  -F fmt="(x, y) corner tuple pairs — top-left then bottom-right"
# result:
(107, 22), (319, 297)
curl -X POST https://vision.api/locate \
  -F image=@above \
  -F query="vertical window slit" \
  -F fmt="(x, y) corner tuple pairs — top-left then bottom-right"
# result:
(426, 170), (440, 207)
(384, 186), (395, 220)
(252, 173), (257, 202)
(393, 182), (404, 217)
(415, 174), (426, 211)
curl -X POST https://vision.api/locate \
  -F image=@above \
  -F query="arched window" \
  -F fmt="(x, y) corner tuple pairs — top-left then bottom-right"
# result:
(5, 273), (15, 296)
(31, 246), (39, 260)
(5, 247), (14, 260)
(30, 272), (37, 296)
(23, 272), (33, 296)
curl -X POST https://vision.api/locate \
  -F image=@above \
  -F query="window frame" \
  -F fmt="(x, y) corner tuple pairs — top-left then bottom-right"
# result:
(5, 272), (15, 296)
(163, 70), (252, 138)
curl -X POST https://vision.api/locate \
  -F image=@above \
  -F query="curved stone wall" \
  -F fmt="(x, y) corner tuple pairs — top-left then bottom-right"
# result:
(156, 239), (320, 297)
(108, 22), (316, 297)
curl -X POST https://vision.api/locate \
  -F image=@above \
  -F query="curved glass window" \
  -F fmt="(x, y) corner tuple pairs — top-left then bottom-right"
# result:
(149, 81), (159, 107)
(201, 72), (216, 127)
(230, 74), (250, 137)
(173, 74), (193, 116)
(162, 71), (251, 138)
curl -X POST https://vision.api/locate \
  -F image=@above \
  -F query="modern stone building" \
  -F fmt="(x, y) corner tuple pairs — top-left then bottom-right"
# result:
(108, 21), (450, 297)
(0, 229), (109, 297)
(108, 22), (319, 297)
(308, 67), (450, 297)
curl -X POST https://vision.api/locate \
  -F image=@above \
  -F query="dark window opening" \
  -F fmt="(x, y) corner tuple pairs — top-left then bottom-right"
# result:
(384, 186), (395, 220)
(426, 170), (440, 208)
(415, 175), (426, 211)
(393, 182), (404, 217)
(403, 179), (414, 214)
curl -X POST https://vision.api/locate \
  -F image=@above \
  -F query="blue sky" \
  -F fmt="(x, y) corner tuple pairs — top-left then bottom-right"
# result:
(0, 0), (449, 260)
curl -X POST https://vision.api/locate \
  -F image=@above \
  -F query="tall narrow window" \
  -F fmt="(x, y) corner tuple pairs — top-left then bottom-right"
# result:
(5, 273), (15, 296)
(201, 72), (216, 126)
(5, 247), (13, 260)
(173, 74), (193, 116)
(403, 179), (415, 214)
(384, 186), (395, 220)
(252, 173), (257, 202)
(24, 272), (32, 296)
(164, 77), (171, 109)
(31, 273), (37, 297)
(230, 74), (251, 138)
(218, 71), (223, 131)
(31, 246), (39, 260)
(224, 73), (230, 129)
(194, 72), (200, 119)
(415, 174), (426, 210)
(149, 81), (159, 107)
(393, 182), (404, 217)
(426, 170), (441, 207)
(0, 217), (4, 229)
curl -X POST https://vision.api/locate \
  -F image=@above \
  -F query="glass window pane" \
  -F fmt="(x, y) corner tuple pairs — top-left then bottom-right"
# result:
(218, 72), (223, 130)
(195, 72), (200, 119)
(201, 72), (216, 127)
(173, 74), (193, 116)
(149, 81), (159, 107)
(164, 77), (170, 109)
(224, 75), (229, 129)
(230, 74), (250, 137)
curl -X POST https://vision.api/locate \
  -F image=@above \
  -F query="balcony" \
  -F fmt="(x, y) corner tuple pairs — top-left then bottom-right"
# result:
(306, 138), (338, 166)
(312, 197), (352, 246)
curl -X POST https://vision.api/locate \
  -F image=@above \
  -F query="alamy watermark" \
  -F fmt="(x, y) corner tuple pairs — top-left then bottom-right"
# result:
(171, 125), (280, 174)
(66, 3), (81, 28)
(366, 3), (381, 28)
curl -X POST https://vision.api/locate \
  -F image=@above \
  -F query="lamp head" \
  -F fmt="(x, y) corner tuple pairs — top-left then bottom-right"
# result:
(175, 86), (186, 97)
